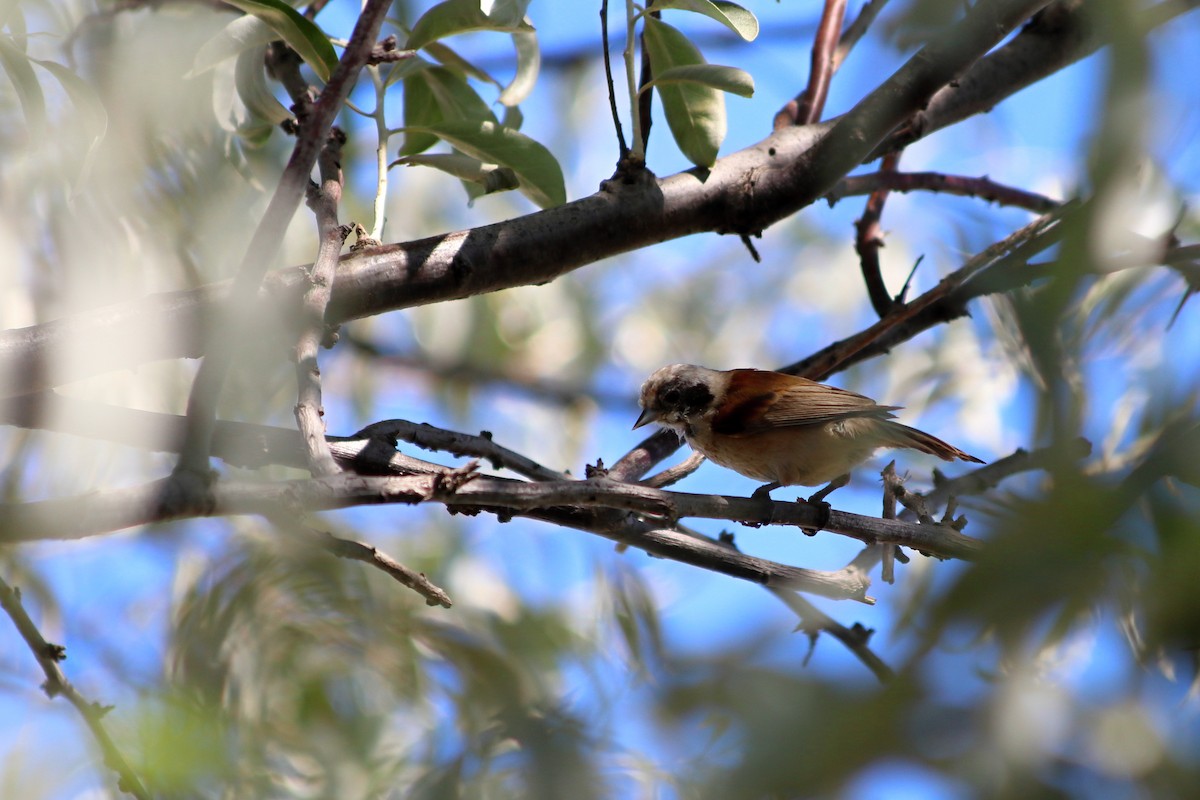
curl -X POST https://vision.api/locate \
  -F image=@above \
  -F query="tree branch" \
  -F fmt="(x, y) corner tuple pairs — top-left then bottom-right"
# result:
(774, 0), (847, 127)
(295, 129), (350, 477)
(830, 170), (1061, 213)
(0, 471), (984, 562)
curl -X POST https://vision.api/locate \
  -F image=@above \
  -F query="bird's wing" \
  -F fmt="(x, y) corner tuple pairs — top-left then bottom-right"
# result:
(711, 370), (898, 436)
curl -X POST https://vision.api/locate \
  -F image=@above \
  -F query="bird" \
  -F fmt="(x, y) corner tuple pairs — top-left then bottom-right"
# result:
(634, 364), (983, 505)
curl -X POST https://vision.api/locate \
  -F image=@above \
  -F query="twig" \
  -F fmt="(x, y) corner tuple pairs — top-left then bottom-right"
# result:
(270, 513), (452, 607)
(295, 129), (350, 477)
(916, 438), (1092, 514)
(855, 150), (902, 317)
(0, 575), (150, 800)
(774, 0), (847, 128)
(880, 461), (899, 583)
(832, 0), (890, 72)
(641, 451), (706, 489)
(352, 419), (571, 482)
(769, 587), (894, 682)
(600, 0), (629, 159)
(830, 169), (1061, 213)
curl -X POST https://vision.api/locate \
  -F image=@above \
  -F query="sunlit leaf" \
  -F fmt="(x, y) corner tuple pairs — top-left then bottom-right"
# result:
(407, 0), (535, 52)
(641, 63), (754, 98)
(189, 14), (276, 77)
(642, 17), (725, 167)
(234, 46), (290, 125)
(219, 0), (338, 83)
(403, 120), (565, 207)
(497, 28), (539, 107)
(650, 0), (759, 41)
(394, 152), (520, 197)
(423, 42), (499, 86)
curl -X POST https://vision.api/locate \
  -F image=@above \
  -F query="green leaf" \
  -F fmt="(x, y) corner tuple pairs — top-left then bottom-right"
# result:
(641, 63), (754, 98)
(497, 29), (539, 107)
(649, 0), (759, 41)
(401, 70), (439, 156)
(189, 15), (276, 77)
(403, 120), (564, 208)
(407, 0), (534, 51)
(220, 0), (338, 83)
(422, 42), (499, 86)
(642, 17), (725, 167)
(0, 35), (46, 137)
(400, 65), (497, 156)
(394, 153), (520, 195)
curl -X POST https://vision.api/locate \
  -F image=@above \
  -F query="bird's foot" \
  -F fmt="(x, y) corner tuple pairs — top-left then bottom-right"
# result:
(800, 475), (848, 535)
(752, 482), (780, 525)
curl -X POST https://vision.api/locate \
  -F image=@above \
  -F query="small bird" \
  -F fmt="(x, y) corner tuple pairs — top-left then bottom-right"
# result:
(634, 364), (983, 503)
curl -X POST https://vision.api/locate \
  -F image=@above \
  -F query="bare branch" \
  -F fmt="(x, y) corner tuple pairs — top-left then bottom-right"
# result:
(270, 514), (453, 607)
(295, 129), (350, 477)
(830, 170), (1061, 213)
(0, 576), (150, 800)
(855, 150), (903, 317)
(774, 0), (847, 127)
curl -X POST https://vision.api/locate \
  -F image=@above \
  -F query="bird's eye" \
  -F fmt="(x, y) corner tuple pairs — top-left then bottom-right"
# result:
(662, 388), (681, 405)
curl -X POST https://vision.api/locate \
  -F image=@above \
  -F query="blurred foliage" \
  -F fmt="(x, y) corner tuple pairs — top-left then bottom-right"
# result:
(1, 1), (1200, 799)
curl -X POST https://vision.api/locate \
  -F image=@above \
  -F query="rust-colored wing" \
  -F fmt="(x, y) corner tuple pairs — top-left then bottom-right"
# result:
(711, 369), (898, 436)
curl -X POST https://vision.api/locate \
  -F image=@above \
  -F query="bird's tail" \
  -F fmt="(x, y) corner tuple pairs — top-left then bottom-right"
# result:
(882, 421), (984, 464)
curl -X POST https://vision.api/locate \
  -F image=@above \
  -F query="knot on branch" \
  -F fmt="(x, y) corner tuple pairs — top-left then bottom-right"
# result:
(428, 460), (481, 499)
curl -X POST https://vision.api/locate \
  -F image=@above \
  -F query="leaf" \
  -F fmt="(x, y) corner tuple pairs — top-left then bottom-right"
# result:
(422, 66), (497, 123)
(481, 0), (534, 28)
(407, 0), (535, 51)
(234, 46), (290, 126)
(31, 58), (108, 187)
(641, 63), (754, 98)
(422, 42), (499, 86)
(189, 14), (276, 77)
(401, 71), (441, 156)
(642, 17), (725, 167)
(0, 34), (46, 137)
(219, 0), (338, 83)
(649, 0), (759, 41)
(394, 153), (520, 195)
(497, 29), (539, 107)
(403, 120), (564, 208)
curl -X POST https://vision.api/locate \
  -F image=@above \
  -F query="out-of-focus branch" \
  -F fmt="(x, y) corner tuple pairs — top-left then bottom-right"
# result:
(0, 575), (150, 800)
(774, 0), (847, 128)
(830, 170), (1061, 213)
(270, 513), (453, 607)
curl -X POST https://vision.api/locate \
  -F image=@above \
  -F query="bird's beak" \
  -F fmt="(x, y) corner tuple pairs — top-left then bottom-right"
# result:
(633, 408), (658, 430)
